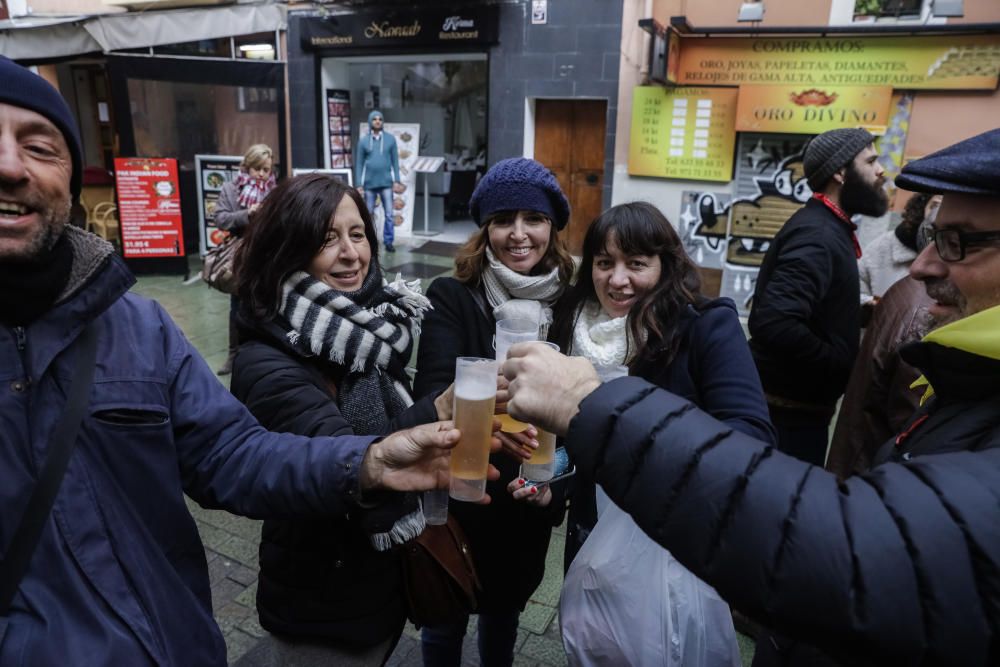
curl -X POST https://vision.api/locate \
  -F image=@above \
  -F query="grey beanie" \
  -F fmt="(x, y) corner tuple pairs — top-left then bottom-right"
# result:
(803, 128), (876, 191)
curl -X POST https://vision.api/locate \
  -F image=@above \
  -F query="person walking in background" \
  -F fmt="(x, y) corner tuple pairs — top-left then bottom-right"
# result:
(858, 191), (941, 305)
(356, 110), (401, 253)
(749, 128), (888, 466)
(540, 201), (773, 665)
(413, 157), (575, 667)
(227, 173), (455, 666)
(213, 142), (276, 375)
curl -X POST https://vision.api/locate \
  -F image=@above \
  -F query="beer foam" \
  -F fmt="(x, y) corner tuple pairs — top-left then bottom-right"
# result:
(455, 377), (496, 401)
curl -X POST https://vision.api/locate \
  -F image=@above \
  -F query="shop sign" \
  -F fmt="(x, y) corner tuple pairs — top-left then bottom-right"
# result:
(114, 157), (185, 259)
(194, 154), (242, 255)
(301, 6), (499, 51)
(735, 85), (892, 133)
(669, 34), (1000, 90)
(629, 86), (738, 183)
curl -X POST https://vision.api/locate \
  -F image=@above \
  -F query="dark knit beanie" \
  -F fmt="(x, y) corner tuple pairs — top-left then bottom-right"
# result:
(0, 56), (83, 201)
(470, 157), (570, 230)
(803, 128), (875, 191)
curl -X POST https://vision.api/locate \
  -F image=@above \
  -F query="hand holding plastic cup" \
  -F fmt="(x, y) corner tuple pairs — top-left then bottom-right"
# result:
(494, 318), (539, 433)
(519, 342), (560, 482)
(450, 357), (500, 502)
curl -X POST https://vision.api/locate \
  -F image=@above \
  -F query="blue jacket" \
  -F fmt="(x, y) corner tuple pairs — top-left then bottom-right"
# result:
(0, 228), (375, 666)
(355, 113), (400, 190)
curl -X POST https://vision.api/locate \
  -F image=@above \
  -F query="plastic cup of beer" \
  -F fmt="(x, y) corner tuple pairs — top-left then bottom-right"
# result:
(450, 357), (500, 502)
(423, 489), (449, 525)
(495, 318), (538, 433)
(519, 341), (560, 481)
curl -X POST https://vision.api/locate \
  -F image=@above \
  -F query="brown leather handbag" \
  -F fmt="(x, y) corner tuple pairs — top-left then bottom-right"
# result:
(400, 515), (481, 628)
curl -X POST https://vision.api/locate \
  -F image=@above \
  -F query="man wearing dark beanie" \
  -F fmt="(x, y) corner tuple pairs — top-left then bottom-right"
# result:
(749, 127), (888, 467)
(0, 56), (498, 667)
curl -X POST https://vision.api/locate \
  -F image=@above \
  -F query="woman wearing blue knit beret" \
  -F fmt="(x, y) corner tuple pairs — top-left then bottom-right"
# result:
(414, 157), (575, 666)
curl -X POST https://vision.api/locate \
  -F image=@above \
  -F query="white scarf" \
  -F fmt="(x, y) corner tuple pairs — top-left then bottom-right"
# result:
(570, 301), (630, 368)
(481, 247), (565, 334)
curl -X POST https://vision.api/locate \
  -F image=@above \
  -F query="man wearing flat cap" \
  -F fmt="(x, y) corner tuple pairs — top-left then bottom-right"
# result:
(498, 128), (1000, 666)
(748, 128), (888, 466)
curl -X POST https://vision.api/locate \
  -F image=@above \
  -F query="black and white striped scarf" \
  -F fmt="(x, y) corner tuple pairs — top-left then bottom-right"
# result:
(280, 269), (431, 436)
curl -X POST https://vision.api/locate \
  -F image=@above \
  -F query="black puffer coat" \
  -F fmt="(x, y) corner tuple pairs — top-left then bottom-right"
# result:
(231, 319), (439, 647)
(565, 332), (1000, 666)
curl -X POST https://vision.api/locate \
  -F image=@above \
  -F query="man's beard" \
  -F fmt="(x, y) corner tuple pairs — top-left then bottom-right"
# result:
(924, 278), (967, 328)
(840, 165), (889, 218)
(0, 197), (71, 264)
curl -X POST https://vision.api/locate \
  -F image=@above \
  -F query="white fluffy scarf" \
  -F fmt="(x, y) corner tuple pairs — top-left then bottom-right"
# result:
(570, 301), (630, 367)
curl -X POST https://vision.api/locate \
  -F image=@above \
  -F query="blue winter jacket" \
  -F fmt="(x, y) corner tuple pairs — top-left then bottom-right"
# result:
(0, 228), (375, 666)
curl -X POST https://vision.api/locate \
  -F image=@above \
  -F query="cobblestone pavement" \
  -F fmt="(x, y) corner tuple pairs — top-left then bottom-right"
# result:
(132, 245), (754, 666)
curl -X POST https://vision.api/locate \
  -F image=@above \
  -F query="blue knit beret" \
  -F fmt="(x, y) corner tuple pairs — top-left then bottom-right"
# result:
(470, 157), (570, 230)
(0, 56), (83, 201)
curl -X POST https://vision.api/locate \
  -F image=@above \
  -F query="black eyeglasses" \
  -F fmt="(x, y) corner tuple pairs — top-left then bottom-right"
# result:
(920, 225), (1000, 262)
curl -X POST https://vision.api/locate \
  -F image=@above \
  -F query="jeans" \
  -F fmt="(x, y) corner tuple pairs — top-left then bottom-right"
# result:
(364, 186), (395, 247)
(421, 610), (520, 667)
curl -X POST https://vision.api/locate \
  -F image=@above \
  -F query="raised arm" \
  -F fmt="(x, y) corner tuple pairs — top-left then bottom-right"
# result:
(566, 377), (998, 666)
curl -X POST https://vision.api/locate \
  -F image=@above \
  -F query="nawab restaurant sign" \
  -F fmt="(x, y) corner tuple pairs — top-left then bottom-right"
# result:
(301, 7), (499, 51)
(668, 34), (1000, 91)
(735, 85), (893, 134)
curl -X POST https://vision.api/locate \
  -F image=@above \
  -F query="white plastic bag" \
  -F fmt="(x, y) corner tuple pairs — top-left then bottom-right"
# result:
(560, 498), (741, 667)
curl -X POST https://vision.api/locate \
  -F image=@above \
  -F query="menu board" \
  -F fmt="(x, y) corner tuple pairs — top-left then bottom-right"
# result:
(628, 86), (738, 182)
(327, 89), (353, 169)
(194, 154), (242, 254)
(113, 157), (185, 259)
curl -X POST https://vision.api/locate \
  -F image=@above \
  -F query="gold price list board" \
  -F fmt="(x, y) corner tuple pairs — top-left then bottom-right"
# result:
(629, 86), (738, 182)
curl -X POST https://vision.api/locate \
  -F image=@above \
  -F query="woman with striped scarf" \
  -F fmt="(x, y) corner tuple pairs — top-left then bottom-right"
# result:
(229, 174), (452, 665)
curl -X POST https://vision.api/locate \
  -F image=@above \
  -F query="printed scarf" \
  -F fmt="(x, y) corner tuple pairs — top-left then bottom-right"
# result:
(235, 171), (277, 209)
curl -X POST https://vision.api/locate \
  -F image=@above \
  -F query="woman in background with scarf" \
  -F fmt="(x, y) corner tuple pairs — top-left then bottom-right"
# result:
(229, 174), (452, 666)
(215, 143), (276, 375)
(414, 157), (575, 667)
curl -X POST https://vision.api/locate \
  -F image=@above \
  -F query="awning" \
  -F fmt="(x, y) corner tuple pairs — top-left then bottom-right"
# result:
(0, 1), (286, 61)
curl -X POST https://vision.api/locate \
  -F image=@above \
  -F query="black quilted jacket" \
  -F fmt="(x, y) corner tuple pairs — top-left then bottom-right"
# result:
(565, 336), (1000, 666)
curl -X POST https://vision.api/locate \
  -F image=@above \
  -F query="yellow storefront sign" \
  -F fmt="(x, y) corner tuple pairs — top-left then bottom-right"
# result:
(671, 34), (1000, 90)
(735, 85), (892, 133)
(629, 86), (738, 182)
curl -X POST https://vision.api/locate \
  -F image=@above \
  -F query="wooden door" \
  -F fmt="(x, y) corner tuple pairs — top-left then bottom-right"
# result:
(533, 100), (606, 255)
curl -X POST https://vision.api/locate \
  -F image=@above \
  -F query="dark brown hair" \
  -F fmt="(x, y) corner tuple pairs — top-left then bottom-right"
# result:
(234, 174), (378, 319)
(453, 211), (575, 285)
(550, 202), (702, 370)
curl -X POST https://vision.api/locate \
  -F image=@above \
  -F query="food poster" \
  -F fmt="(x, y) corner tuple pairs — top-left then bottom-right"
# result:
(194, 154), (242, 254)
(114, 157), (185, 259)
(358, 122), (419, 239)
(327, 89), (353, 169)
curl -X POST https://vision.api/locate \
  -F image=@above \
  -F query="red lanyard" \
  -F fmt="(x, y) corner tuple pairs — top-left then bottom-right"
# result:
(812, 193), (862, 259)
